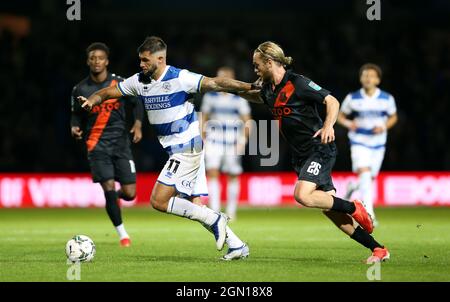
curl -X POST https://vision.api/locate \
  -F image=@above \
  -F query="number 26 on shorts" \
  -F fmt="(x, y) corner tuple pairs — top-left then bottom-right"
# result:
(307, 161), (321, 176)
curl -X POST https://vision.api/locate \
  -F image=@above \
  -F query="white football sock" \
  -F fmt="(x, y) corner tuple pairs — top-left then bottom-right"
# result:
(225, 226), (244, 249)
(226, 178), (240, 219)
(208, 178), (221, 212)
(359, 171), (375, 218)
(115, 223), (129, 240)
(167, 196), (218, 226)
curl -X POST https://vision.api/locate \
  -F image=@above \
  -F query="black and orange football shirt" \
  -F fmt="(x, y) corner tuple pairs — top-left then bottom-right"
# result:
(70, 73), (139, 153)
(260, 70), (336, 159)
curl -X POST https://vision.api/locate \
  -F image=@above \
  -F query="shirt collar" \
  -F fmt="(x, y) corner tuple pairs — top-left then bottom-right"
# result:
(275, 69), (291, 90)
(360, 87), (380, 99)
(88, 72), (111, 85)
(155, 65), (170, 82)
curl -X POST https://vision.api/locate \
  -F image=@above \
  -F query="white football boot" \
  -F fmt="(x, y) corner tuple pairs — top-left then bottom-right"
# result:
(221, 243), (250, 261)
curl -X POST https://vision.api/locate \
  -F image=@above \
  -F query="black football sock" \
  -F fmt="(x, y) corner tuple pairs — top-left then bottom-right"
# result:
(331, 196), (356, 214)
(350, 226), (383, 251)
(104, 190), (122, 227)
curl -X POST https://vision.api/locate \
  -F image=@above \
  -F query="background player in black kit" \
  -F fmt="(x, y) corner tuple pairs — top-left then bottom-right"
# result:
(240, 41), (390, 264)
(71, 42), (144, 247)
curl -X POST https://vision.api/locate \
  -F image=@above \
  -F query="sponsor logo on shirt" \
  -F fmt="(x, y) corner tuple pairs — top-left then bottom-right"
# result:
(271, 106), (292, 118)
(143, 95), (171, 110)
(91, 101), (121, 113)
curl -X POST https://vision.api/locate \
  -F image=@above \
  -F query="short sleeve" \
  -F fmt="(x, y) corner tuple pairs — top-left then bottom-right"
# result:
(117, 73), (140, 96)
(387, 95), (397, 116)
(201, 93), (213, 113)
(295, 76), (330, 104)
(179, 69), (204, 93)
(238, 97), (251, 116)
(70, 85), (83, 127)
(340, 94), (352, 115)
(70, 86), (80, 113)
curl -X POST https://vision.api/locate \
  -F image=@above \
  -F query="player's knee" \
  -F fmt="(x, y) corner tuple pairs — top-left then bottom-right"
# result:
(150, 194), (167, 212)
(228, 174), (238, 182)
(294, 191), (314, 207)
(121, 188), (136, 201)
(207, 169), (220, 178)
(101, 180), (115, 192)
(150, 195), (162, 211)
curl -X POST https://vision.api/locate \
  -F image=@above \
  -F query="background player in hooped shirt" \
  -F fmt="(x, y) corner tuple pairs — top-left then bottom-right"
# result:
(338, 64), (398, 226)
(71, 42), (144, 247)
(78, 36), (254, 260)
(201, 66), (252, 221)
(238, 41), (390, 264)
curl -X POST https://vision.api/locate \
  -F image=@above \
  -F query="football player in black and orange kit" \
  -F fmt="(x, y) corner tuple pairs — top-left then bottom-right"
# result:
(70, 42), (144, 247)
(239, 41), (389, 264)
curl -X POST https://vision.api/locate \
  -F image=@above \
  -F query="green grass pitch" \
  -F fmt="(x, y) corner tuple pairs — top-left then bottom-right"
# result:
(0, 207), (449, 281)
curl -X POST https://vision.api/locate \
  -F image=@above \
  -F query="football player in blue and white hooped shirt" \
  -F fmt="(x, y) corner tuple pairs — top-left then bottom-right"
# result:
(78, 36), (253, 260)
(201, 67), (252, 221)
(338, 63), (398, 225)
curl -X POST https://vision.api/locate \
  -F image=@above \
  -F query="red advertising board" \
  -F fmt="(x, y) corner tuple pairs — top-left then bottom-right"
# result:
(0, 172), (449, 208)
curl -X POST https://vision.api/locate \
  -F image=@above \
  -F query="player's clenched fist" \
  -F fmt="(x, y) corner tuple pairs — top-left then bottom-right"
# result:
(77, 96), (93, 111)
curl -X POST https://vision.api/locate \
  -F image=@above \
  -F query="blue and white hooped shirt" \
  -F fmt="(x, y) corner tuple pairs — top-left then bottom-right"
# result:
(340, 88), (397, 149)
(118, 65), (203, 155)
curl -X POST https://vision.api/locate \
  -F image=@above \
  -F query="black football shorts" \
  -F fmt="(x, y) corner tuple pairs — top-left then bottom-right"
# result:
(88, 145), (136, 185)
(292, 148), (336, 192)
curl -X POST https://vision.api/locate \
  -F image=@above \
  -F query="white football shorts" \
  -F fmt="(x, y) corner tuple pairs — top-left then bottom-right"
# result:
(350, 144), (386, 177)
(204, 142), (243, 175)
(157, 151), (208, 197)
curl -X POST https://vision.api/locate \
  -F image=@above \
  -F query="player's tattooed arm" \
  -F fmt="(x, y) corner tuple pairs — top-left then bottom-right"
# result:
(239, 77), (264, 103)
(77, 86), (123, 111)
(237, 90), (264, 104)
(313, 95), (340, 144)
(200, 76), (252, 94)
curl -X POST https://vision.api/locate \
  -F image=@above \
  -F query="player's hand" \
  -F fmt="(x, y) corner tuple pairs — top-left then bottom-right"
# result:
(343, 119), (357, 131)
(372, 125), (386, 134)
(348, 121), (357, 131)
(313, 126), (335, 144)
(77, 96), (93, 111)
(130, 121), (142, 143)
(251, 78), (263, 90)
(71, 126), (83, 140)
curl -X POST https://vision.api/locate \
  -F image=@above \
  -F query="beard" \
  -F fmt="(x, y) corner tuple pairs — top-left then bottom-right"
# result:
(260, 72), (271, 83)
(144, 64), (158, 77)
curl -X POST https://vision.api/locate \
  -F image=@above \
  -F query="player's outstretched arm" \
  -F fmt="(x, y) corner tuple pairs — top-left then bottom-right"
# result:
(77, 85), (123, 111)
(238, 90), (264, 104)
(200, 77), (252, 94)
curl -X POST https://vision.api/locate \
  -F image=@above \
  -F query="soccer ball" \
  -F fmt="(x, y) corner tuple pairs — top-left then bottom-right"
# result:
(65, 235), (96, 263)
